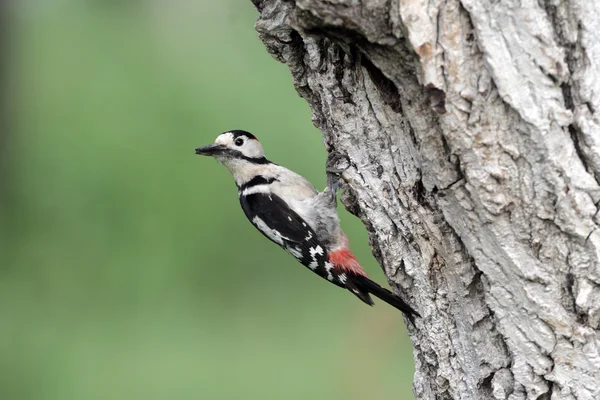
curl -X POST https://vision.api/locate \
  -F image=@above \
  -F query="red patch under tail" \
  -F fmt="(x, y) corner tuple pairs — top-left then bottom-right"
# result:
(328, 248), (368, 277)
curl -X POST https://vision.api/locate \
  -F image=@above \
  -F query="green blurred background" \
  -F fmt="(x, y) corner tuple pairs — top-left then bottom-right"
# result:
(0, 1), (414, 399)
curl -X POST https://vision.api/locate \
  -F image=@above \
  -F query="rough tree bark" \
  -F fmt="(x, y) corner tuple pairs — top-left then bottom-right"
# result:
(250, 1), (600, 399)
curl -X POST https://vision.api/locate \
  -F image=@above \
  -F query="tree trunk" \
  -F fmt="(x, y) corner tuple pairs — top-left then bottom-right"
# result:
(250, 1), (600, 399)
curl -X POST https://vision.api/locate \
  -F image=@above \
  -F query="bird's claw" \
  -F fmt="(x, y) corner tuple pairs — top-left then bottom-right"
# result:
(326, 151), (350, 175)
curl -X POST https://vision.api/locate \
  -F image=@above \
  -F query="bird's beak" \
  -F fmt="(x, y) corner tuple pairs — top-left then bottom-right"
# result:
(195, 144), (226, 156)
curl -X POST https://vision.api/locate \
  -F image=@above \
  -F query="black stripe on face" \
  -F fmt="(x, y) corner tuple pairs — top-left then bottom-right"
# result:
(238, 175), (278, 191)
(216, 148), (272, 164)
(239, 154), (271, 164)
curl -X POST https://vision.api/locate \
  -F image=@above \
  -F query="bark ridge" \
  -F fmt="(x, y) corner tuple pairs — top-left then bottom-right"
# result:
(251, 1), (600, 399)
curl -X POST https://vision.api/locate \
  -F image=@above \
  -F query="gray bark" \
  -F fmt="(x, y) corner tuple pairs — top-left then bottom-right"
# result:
(250, 1), (600, 399)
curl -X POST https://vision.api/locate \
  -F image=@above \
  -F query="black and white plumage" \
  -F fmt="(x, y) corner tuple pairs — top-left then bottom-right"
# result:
(195, 130), (419, 320)
(239, 183), (342, 286)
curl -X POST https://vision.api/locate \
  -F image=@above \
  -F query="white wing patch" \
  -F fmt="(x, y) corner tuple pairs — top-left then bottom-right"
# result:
(252, 216), (292, 245)
(306, 246), (325, 272)
(287, 246), (302, 258)
(324, 261), (334, 281)
(310, 245), (324, 257)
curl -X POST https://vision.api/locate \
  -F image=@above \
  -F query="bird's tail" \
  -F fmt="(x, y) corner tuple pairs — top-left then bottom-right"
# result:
(346, 274), (420, 323)
(328, 246), (419, 323)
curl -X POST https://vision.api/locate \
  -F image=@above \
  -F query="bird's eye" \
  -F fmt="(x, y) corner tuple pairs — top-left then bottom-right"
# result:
(234, 138), (244, 146)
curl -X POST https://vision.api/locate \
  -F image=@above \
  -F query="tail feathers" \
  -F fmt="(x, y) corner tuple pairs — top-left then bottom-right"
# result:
(347, 274), (420, 323)
(345, 278), (374, 306)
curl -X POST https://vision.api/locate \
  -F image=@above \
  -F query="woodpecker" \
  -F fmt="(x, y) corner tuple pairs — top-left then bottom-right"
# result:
(195, 130), (419, 320)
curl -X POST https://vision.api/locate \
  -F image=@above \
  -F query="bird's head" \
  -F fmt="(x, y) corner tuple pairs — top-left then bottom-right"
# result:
(195, 130), (270, 183)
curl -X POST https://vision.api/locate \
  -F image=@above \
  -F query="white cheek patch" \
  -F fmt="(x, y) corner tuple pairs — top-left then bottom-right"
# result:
(244, 139), (265, 158)
(213, 132), (265, 160)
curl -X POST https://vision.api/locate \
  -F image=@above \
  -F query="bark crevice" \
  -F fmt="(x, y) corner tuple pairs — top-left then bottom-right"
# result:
(251, 1), (600, 398)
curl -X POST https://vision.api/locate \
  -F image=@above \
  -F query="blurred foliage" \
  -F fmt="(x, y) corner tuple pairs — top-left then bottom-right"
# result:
(0, 1), (414, 399)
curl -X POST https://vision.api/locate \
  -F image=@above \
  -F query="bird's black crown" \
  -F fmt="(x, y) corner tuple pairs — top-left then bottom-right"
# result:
(227, 130), (258, 141)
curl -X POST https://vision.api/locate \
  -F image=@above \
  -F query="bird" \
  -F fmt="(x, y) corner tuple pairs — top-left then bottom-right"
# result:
(195, 130), (419, 321)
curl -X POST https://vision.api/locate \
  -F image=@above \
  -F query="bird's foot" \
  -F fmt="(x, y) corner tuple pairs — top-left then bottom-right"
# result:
(326, 151), (350, 176)
(325, 151), (350, 200)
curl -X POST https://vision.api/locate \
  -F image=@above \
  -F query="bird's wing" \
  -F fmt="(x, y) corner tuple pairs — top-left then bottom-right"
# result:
(240, 192), (343, 286)
(240, 192), (312, 244)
